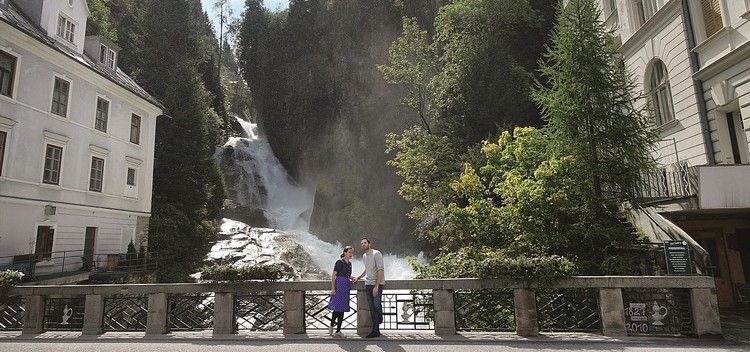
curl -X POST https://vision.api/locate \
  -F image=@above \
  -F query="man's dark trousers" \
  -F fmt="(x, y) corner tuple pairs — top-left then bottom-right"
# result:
(364, 284), (384, 333)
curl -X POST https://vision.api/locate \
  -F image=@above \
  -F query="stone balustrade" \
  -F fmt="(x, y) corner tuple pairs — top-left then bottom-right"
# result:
(2, 276), (721, 337)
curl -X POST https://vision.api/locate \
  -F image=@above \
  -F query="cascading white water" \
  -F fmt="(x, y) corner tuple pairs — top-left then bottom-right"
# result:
(209, 117), (423, 279)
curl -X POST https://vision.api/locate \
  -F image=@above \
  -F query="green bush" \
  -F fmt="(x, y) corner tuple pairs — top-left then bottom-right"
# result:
(199, 264), (282, 282)
(599, 255), (639, 275)
(0, 270), (24, 288)
(478, 254), (576, 281)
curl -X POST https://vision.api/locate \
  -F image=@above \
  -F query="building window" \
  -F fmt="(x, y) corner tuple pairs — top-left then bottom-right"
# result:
(0, 130), (6, 176)
(634, 0), (658, 26)
(0, 50), (16, 97)
(99, 44), (115, 69)
(95, 97), (109, 132)
(605, 0), (617, 15)
(127, 167), (137, 186)
(648, 60), (675, 126)
(35, 226), (55, 261)
(51, 77), (70, 117)
(701, 0), (723, 38)
(43, 144), (63, 185)
(130, 114), (141, 144)
(89, 156), (104, 192)
(56, 15), (76, 43)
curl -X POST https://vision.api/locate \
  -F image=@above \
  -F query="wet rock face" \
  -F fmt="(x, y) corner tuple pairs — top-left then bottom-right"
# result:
(222, 201), (270, 228)
(204, 220), (327, 280)
(217, 143), (269, 208)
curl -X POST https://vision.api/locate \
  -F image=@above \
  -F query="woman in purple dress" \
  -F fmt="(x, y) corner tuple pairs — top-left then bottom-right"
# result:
(328, 246), (353, 336)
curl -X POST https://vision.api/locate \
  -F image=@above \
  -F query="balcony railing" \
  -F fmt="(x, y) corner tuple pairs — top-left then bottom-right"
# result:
(0, 250), (159, 281)
(0, 277), (722, 337)
(634, 164), (697, 200)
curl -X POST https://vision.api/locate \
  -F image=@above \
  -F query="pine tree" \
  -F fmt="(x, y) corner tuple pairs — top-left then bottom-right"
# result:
(533, 0), (656, 202)
(131, 0), (226, 281)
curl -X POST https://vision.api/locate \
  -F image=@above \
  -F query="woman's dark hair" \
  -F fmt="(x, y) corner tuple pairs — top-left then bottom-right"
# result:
(340, 246), (353, 258)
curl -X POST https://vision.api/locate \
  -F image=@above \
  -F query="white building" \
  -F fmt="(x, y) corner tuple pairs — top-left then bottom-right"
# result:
(0, 0), (163, 278)
(600, 0), (750, 306)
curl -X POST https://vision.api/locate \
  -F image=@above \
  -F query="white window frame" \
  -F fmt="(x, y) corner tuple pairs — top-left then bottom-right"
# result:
(0, 116), (14, 178)
(41, 131), (70, 187)
(130, 113), (142, 145)
(94, 95), (110, 133)
(632, 0), (663, 27)
(0, 47), (20, 100)
(42, 143), (64, 186)
(50, 74), (71, 118)
(88, 145), (110, 193)
(56, 13), (77, 44)
(126, 167), (138, 187)
(99, 44), (116, 69)
(124, 156), (142, 199)
(647, 59), (675, 127)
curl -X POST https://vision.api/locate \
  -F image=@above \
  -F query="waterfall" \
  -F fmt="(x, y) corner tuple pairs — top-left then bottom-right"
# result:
(210, 117), (423, 279)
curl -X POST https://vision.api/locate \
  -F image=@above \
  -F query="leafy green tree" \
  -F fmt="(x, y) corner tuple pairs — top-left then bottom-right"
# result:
(533, 0), (656, 201)
(86, 0), (118, 42)
(378, 17), (436, 132)
(431, 0), (541, 144)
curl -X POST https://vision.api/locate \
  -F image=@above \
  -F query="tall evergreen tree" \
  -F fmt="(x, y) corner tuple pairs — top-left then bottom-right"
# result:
(127, 0), (226, 281)
(533, 0), (656, 202)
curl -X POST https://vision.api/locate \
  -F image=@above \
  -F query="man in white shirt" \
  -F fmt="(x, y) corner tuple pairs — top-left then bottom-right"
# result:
(355, 237), (385, 338)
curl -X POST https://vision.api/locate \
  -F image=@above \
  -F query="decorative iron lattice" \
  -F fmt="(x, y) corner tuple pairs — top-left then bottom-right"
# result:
(305, 292), (357, 330)
(454, 289), (515, 332)
(622, 288), (693, 335)
(103, 296), (148, 331)
(380, 290), (434, 330)
(44, 296), (85, 331)
(536, 289), (601, 332)
(168, 293), (214, 331)
(235, 293), (283, 331)
(0, 296), (25, 330)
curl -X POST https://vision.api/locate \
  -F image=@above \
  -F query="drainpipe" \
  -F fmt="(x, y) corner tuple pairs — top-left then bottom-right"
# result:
(681, 0), (716, 165)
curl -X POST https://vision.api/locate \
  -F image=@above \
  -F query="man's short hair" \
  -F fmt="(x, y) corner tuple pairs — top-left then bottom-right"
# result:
(360, 237), (371, 244)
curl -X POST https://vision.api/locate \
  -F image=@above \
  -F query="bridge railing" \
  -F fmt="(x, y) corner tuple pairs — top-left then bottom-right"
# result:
(0, 276), (721, 337)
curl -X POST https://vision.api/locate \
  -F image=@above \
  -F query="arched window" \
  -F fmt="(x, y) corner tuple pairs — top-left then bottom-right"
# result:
(648, 60), (674, 126)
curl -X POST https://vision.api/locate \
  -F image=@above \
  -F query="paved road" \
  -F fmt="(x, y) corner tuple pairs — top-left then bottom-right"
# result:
(0, 339), (746, 352)
(0, 331), (746, 352)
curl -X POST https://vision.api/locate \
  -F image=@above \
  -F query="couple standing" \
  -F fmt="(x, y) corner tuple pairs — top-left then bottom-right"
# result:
(328, 237), (384, 338)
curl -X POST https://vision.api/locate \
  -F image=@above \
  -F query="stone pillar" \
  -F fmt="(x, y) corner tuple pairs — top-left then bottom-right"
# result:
(146, 293), (168, 335)
(82, 294), (104, 335)
(690, 288), (721, 335)
(513, 288), (539, 337)
(357, 290), (372, 336)
(433, 289), (456, 335)
(598, 288), (626, 337)
(213, 292), (235, 336)
(21, 295), (45, 335)
(283, 290), (305, 334)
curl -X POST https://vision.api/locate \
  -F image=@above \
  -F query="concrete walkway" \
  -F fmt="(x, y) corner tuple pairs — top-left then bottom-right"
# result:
(0, 331), (745, 351)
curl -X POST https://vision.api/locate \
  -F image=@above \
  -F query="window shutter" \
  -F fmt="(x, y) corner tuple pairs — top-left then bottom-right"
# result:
(701, 0), (723, 38)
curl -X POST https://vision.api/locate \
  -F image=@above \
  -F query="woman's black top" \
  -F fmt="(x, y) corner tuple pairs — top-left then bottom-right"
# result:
(334, 259), (352, 278)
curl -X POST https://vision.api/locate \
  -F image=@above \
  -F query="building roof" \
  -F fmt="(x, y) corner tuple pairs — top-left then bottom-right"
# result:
(0, 0), (165, 111)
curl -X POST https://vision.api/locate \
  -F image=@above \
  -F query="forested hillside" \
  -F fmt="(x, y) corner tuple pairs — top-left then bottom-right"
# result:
(236, 0), (556, 250)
